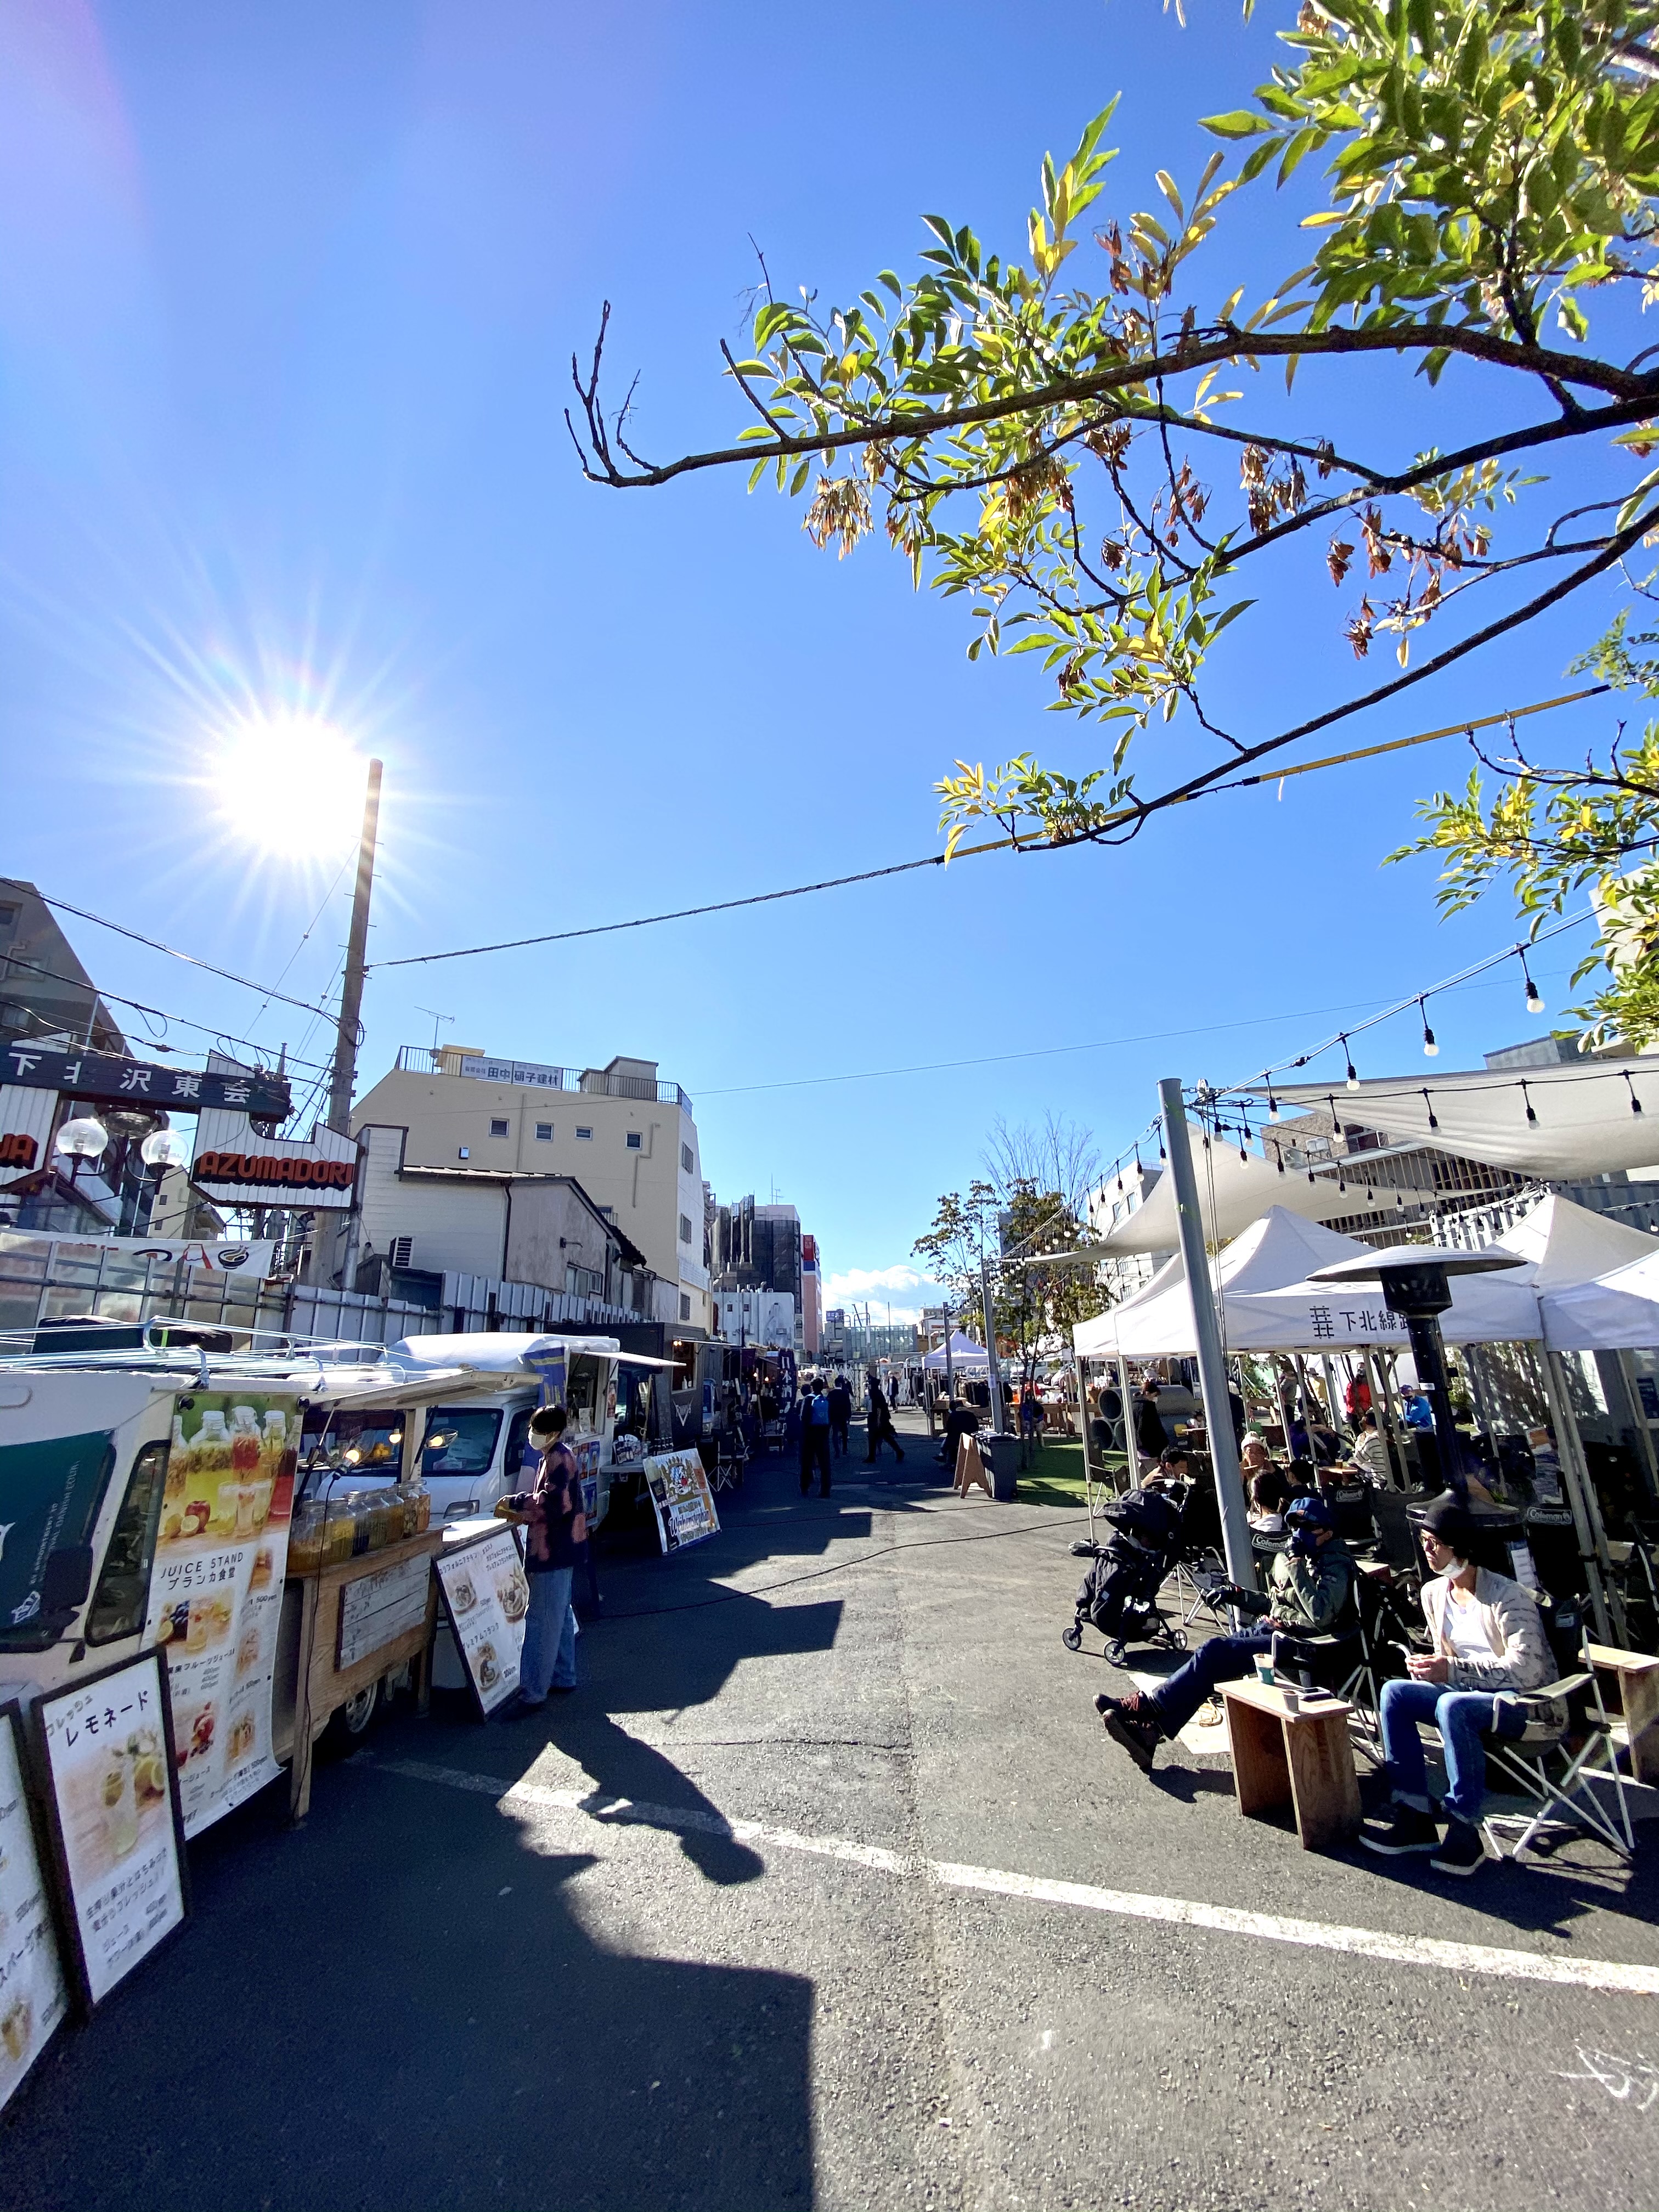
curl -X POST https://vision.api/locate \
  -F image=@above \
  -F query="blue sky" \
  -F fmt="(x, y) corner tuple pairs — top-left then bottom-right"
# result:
(0, 0), (1633, 1322)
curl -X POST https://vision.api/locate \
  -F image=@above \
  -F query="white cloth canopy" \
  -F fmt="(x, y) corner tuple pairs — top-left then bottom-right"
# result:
(1075, 1203), (1544, 1356)
(1246, 1059), (1659, 1180)
(1093, 1126), (1423, 1255)
(1492, 1192), (1659, 1286)
(1542, 1248), (1659, 1350)
(922, 1330), (990, 1372)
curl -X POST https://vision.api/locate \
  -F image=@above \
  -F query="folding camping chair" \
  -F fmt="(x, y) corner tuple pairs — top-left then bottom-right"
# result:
(1480, 1667), (1637, 1864)
(1284, 1565), (1402, 1765)
(710, 1430), (748, 1493)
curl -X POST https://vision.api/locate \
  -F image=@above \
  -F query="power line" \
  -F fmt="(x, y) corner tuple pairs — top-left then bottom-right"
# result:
(2, 879), (340, 1023)
(372, 684), (1607, 971)
(0, 949), (333, 1073)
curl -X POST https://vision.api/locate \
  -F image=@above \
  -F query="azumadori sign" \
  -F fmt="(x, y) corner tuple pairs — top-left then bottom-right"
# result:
(194, 1150), (355, 1197)
(188, 1105), (359, 1212)
(0, 1044), (291, 1121)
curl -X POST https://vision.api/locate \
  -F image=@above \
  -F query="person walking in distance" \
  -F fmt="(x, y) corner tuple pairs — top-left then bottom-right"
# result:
(866, 1372), (906, 1464)
(494, 1404), (583, 1710)
(828, 1373), (853, 1459)
(800, 1376), (834, 1497)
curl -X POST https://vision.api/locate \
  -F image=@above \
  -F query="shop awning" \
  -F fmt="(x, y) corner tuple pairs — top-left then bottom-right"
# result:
(1242, 1058), (1659, 1179)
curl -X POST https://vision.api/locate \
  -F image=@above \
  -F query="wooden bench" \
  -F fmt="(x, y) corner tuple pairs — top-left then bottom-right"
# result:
(1220, 1679), (1362, 1852)
(1584, 1641), (1659, 1787)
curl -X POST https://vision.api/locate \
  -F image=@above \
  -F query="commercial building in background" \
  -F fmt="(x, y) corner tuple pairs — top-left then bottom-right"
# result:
(711, 1194), (818, 1351)
(713, 1286), (797, 1348)
(0, 882), (126, 1058)
(351, 1045), (711, 1327)
(802, 1232), (822, 1356)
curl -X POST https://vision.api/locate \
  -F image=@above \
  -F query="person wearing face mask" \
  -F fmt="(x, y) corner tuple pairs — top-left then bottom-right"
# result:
(1360, 1493), (1558, 1877)
(1096, 1493), (1356, 1772)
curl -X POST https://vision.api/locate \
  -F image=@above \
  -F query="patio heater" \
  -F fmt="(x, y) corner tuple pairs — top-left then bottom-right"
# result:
(1305, 1245), (1524, 1506)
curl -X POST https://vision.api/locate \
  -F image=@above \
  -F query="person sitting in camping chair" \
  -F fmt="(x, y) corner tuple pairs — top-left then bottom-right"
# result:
(1096, 1493), (1356, 1772)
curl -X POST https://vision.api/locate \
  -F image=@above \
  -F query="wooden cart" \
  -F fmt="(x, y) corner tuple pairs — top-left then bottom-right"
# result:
(274, 1529), (443, 1819)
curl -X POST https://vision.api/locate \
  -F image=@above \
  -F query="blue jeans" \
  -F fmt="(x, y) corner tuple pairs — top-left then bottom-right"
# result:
(1379, 1678), (1523, 1827)
(1149, 1631), (1274, 1734)
(520, 1566), (577, 1701)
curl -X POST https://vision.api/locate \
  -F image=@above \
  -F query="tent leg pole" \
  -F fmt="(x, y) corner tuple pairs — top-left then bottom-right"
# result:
(1079, 1357), (1097, 1545)
(1272, 1360), (1293, 1465)
(1118, 1352), (1135, 1496)
(1542, 1347), (1618, 1647)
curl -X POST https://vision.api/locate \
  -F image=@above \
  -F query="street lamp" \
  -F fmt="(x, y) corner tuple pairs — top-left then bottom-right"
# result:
(140, 1127), (190, 1172)
(1306, 1244), (1524, 1505)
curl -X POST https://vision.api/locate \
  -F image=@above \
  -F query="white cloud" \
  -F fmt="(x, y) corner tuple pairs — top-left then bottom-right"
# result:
(822, 1263), (942, 1325)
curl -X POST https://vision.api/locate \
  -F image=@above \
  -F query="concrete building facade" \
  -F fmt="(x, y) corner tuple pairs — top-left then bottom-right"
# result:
(351, 1046), (712, 1326)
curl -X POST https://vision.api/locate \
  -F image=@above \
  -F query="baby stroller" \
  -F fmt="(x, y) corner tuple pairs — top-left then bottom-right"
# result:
(1062, 1481), (1192, 1668)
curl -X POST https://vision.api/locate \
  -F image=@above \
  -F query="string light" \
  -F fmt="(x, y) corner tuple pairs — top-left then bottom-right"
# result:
(1522, 1079), (1539, 1126)
(1418, 997), (1438, 1057)
(1421, 1088), (1438, 1132)
(1157, 1121), (1167, 1162)
(1340, 1032), (1359, 1090)
(1625, 1073), (1644, 1116)
(1520, 951), (1544, 1015)
(1238, 1114), (1251, 1169)
(1267, 1087), (1280, 1121)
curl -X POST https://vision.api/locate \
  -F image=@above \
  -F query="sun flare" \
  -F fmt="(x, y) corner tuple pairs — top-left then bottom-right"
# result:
(208, 710), (367, 859)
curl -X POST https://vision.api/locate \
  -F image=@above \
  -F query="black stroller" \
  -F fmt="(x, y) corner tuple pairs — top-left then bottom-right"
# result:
(1062, 1481), (1193, 1667)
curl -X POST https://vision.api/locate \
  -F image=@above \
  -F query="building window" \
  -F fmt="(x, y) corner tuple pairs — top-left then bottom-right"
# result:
(575, 1126), (592, 1141)
(681, 1142), (694, 1174)
(458, 1147), (470, 1160)
(627, 1131), (642, 1150)
(679, 1213), (693, 1245)
(490, 1118), (510, 1139)
(680, 1292), (692, 1321)
(535, 1122), (553, 1141)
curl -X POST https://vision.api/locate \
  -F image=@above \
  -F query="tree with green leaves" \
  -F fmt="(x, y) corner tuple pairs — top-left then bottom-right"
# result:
(573, 0), (1659, 1031)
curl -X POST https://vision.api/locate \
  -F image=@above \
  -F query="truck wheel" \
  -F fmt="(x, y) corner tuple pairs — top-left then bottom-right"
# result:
(319, 1679), (380, 1756)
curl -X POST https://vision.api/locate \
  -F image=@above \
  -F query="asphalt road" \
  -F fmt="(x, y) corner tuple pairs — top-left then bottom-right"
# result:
(5, 1413), (1658, 2211)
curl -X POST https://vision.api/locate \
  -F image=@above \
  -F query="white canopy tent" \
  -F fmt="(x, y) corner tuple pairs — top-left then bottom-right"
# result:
(1075, 1208), (1373, 1357)
(922, 1330), (990, 1372)
(1538, 1248), (1659, 1351)
(1244, 1058), (1659, 1180)
(1092, 1126), (1424, 1255)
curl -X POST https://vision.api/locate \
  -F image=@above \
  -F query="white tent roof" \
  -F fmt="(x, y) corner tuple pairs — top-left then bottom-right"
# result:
(1093, 1126), (1424, 1255)
(1492, 1192), (1659, 1286)
(1245, 1059), (1659, 1180)
(1074, 1208), (1377, 1358)
(922, 1331), (990, 1371)
(1541, 1248), (1659, 1351)
(1074, 1204), (1544, 1356)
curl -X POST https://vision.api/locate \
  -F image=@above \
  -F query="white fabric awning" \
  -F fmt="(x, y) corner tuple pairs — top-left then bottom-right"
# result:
(922, 1331), (990, 1371)
(1243, 1058), (1659, 1179)
(1093, 1126), (1426, 1255)
(1074, 1203), (1544, 1356)
(1541, 1249), (1659, 1350)
(1492, 1192), (1659, 1286)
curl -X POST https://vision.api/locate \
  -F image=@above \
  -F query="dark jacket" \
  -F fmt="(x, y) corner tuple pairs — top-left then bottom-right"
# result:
(503, 1441), (585, 1571)
(1135, 1396), (1167, 1458)
(828, 1383), (853, 1427)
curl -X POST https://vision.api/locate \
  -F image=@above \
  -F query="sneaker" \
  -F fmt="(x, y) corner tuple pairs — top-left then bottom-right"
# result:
(1430, 1819), (1488, 1877)
(1098, 1695), (1162, 1773)
(1359, 1803), (1440, 1857)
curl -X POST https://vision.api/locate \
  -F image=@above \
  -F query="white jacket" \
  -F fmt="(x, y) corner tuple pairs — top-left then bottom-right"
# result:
(1420, 1566), (1554, 1695)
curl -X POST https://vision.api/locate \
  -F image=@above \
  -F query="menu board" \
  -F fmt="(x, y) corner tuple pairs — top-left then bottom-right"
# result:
(37, 1654), (187, 2008)
(573, 1437), (601, 1523)
(144, 1390), (298, 1838)
(0, 1705), (67, 2107)
(435, 1529), (528, 1716)
(643, 1450), (720, 1555)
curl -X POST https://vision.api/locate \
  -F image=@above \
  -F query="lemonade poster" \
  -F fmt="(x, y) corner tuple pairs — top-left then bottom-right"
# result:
(0, 1708), (67, 2106)
(144, 1391), (298, 1837)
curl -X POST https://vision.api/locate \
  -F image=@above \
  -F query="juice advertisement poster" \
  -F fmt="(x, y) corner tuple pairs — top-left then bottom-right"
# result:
(144, 1391), (299, 1838)
(37, 1654), (187, 2010)
(0, 1705), (68, 2107)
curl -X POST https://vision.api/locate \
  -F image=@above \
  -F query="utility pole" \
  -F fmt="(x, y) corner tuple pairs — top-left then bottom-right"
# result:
(980, 1251), (1005, 1435)
(1157, 1077), (1255, 1593)
(326, 758), (382, 1295)
(328, 758), (383, 1136)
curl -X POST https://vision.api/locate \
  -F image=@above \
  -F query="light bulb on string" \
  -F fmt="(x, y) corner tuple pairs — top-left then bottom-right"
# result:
(1419, 997), (1438, 1058)
(1238, 1116), (1251, 1169)
(1625, 1073), (1644, 1117)
(1340, 1032), (1359, 1090)
(1267, 1088), (1280, 1121)
(1522, 1079), (1539, 1125)
(1520, 951), (1544, 1015)
(1421, 1088), (1438, 1132)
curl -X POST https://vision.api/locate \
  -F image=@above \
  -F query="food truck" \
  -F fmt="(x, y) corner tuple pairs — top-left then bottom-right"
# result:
(0, 1328), (652, 1817)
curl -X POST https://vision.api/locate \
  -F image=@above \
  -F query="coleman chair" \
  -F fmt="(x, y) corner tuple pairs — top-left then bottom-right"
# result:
(1480, 1666), (1637, 1864)
(711, 1430), (748, 1493)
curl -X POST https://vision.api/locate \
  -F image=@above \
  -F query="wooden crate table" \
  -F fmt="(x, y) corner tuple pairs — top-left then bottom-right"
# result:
(1584, 1642), (1659, 1787)
(1220, 1680), (1362, 1852)
(282, 1528), (443, 1820)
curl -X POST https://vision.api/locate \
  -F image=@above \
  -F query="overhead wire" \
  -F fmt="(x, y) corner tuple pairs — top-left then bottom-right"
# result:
(0, 949), (333, 1073)
(371, 683), (1608, 971)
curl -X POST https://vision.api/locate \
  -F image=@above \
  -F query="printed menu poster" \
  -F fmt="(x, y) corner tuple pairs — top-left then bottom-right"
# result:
(144, 1390), (299, 1837)
(435, 1530), (527, 1716)
(0, 1706), (67, 2108)
(643, 1451), (720, 1555)
(38, 1655), (187, 2008)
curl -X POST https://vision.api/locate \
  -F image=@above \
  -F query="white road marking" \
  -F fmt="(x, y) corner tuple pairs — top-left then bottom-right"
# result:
(375, 1756), (1659, 1998)
(1559, 2044), (1659, 2110)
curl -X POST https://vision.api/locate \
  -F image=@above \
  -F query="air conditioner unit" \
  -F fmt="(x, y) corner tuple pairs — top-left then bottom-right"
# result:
(390, 1235), (414, 1271)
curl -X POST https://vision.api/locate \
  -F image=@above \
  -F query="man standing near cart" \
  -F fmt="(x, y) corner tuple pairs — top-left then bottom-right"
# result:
(494, 1403), (584, 1711)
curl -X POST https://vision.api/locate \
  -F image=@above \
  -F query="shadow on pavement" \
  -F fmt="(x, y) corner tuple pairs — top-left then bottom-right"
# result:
(0, 1760), (814, 2212)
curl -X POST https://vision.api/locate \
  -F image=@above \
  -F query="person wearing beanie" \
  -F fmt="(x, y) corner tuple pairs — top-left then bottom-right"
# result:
(1361, 1493), (1558, 1876)
(1097, 1491), (1356, 1773)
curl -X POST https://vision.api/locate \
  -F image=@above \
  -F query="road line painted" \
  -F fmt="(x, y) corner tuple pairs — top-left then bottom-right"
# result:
(374, 1756), (1659, 1997)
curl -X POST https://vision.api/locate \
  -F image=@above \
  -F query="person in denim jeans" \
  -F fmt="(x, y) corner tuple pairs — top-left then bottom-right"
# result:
(1361, 1493), (1555, 1877)
(494, 1403), (584, 1712)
